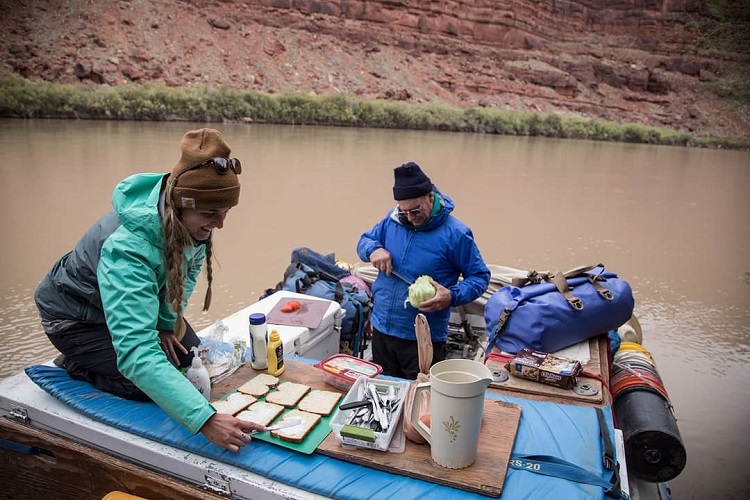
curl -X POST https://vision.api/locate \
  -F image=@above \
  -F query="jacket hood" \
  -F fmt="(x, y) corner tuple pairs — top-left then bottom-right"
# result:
(389, 189), (454, 230)
(111, 173), (167, 249)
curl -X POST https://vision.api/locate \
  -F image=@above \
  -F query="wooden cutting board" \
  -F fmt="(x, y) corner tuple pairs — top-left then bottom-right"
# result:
(485, 336), (607, 404)
(212, 360), (522, 497)
(317, 399), (521, 497)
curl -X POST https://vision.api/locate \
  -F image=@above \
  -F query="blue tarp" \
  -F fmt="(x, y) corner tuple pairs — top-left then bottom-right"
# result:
(25, 363), (614, 499)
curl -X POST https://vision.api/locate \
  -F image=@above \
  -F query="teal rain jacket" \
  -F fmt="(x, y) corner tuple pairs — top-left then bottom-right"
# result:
(35, 173), (215, 434)
(357, 190), (490, 342)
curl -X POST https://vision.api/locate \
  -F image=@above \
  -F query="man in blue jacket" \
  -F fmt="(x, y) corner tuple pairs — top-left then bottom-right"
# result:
(357, 162), (490, 379)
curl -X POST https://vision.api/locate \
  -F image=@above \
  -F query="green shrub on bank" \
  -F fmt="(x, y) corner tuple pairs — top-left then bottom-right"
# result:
(0, 76), (744, 149)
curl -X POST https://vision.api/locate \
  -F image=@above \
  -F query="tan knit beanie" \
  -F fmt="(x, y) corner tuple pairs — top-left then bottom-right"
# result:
(167, 128), (241, 210)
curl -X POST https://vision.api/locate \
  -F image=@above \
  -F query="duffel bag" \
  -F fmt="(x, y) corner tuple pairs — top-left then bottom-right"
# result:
(484, 264), (634, 355)
(280, 252), (373, 357)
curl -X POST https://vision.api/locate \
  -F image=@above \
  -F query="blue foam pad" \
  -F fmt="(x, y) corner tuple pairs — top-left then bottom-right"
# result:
(25, 364), (611, 499)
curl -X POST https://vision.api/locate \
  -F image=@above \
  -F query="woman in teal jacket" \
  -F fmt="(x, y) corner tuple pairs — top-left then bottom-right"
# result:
(35, 128), (263, 451)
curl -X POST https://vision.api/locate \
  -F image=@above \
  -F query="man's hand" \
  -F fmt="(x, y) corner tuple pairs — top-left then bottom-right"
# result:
(418, 279), (452, 312)
(159, 330), (188, 366)
(200, 412), (267, 452)
(369, 248), (393, 275)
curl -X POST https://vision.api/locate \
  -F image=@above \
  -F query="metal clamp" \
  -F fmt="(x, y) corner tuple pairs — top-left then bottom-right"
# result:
(203, 469), (231, 496)
(573, 382), (599, 396)
(9, 405), (29, 423)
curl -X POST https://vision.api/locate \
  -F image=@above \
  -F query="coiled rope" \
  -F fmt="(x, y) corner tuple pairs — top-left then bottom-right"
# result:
(611, 341), (671, 407)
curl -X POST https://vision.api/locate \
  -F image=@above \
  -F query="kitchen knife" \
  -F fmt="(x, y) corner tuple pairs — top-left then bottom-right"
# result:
(391, 270), (413, 285)
(250, 417), (305, 435)
(339, 399), (373, 411)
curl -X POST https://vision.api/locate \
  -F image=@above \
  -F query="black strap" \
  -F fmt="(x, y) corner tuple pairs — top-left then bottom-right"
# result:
(596, 408), (623, 499)
(333, 281), (345, 303)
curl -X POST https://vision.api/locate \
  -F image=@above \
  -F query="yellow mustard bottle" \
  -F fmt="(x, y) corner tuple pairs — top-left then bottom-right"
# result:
(266, 329), (285, 376)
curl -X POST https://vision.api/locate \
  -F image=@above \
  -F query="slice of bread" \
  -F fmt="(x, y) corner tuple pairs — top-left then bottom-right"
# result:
(251, 373), (280, 387)
(236, 401), (285, 427)
(236, 373), (280, 397)
(237, 379), (271, 397)
(297, 390), (342, 416)
(211, 392), (256, 415)
(237, 381), (269, 397)
(270, 409), (321, 444)
(265, 381), (311, 408)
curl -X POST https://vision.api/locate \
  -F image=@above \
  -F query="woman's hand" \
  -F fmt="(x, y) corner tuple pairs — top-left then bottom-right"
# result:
(200, 412), (267, 452)
(159, 330), (188, 366)
(418, 279), (452, 312)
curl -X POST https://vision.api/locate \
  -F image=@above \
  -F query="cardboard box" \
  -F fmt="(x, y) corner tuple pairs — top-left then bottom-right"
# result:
(508, 349), (582, 390)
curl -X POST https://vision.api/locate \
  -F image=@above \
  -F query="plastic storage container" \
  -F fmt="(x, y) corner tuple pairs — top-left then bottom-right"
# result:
(329, 376), (409, 452)
(315, 353), (383, 391)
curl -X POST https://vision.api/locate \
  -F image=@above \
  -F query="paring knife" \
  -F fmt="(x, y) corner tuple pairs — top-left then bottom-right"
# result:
(250, 417), (305, 435)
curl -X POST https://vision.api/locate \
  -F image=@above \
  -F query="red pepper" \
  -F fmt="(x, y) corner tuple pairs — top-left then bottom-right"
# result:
(280, 300), (301, 313)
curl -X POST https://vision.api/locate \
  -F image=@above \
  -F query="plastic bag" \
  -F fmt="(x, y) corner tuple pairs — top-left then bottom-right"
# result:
(199, 320), (244, 383)
(403, 372), (430, 443)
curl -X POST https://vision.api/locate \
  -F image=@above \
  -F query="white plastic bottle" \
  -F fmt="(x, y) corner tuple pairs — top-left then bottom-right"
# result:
(248, 313), (268, 370)
(187, 346), (211, 400)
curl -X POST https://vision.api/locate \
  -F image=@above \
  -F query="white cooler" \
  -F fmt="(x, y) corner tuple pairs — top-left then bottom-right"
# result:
(198, 291), (343, 362)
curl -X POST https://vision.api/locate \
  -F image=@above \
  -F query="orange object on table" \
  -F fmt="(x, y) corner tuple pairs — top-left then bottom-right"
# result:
(281, 300), (301, 312)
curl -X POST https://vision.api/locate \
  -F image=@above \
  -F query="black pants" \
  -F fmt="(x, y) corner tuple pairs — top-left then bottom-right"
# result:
(371, 327), (446, 380)
(47, 322), (200, 401)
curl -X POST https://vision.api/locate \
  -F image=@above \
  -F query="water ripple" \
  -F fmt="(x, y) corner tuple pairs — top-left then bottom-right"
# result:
(636, 296), (750, 375)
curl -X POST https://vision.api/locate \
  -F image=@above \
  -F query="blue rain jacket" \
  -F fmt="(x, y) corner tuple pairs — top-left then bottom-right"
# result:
(35, 173), (215, 433)
(357, 191), (490, 342)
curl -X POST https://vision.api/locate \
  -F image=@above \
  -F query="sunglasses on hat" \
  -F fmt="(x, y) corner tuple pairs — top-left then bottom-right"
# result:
(191, 157), (242, 175)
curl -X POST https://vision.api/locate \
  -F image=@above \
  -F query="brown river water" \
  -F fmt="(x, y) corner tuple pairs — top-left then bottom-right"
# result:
(1, 119), (748, 498)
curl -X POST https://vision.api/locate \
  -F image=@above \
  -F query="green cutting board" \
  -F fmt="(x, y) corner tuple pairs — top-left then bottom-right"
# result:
(252, 409), (336, 454)
(219, 383), (340, 455)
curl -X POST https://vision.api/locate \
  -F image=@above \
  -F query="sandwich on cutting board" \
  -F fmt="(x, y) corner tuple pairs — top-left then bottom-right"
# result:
(270, 409), (322, 443)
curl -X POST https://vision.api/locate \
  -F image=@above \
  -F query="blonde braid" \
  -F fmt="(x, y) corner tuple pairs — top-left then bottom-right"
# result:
(163, 203), (193, 341)
(203, 240), (213, 312)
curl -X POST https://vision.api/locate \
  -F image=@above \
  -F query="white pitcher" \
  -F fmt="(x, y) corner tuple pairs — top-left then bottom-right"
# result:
(409, 358), (493, 469)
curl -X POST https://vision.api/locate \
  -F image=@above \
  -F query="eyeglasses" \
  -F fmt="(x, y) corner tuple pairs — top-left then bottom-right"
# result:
(191, 157), (242, 175)
(397, 206), (423, 217)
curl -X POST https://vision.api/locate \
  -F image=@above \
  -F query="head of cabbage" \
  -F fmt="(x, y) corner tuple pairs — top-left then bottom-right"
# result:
(404, 275), (437, 308)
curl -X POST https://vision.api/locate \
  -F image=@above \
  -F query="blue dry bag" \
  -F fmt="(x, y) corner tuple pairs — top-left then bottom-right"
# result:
(484, 265), (634, 355)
